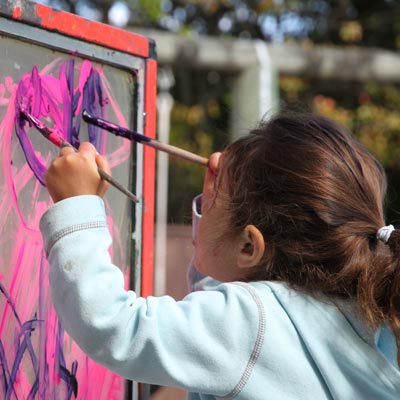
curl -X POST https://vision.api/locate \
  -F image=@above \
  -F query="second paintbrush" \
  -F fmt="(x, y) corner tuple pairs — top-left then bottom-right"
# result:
(82, 110), (209, 167)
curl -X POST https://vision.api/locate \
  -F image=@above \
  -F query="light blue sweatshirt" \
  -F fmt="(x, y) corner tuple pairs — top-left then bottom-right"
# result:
(40, 195), (400, 399)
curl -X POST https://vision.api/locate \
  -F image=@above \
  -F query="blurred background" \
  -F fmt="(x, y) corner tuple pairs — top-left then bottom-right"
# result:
(35, 0), (400, 398)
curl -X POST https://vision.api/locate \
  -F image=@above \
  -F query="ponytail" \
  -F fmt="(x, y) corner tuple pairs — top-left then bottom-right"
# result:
(384, 229), (400, 336)
(359, 226), (400, 340)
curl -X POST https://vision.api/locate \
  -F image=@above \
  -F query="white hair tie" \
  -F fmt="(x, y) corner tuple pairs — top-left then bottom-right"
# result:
(376, 224), (395, 243)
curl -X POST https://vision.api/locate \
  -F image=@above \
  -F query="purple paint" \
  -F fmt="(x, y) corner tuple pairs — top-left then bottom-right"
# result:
(14, 67), (47, 185)
(14, 62), (108, 185)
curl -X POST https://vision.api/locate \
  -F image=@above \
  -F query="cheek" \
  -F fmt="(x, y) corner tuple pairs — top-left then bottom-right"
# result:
(198, 212), (223, 242)
(195, 223), (218, 271)
(194, 244), (213, 277)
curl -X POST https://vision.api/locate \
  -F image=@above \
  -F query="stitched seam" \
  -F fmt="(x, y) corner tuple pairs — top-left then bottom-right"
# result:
(46, 221), (108, 255)
(221, 283), (266, 399)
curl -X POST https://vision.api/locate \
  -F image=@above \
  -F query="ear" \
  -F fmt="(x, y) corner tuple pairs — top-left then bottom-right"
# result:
(237, 225), (265, 269)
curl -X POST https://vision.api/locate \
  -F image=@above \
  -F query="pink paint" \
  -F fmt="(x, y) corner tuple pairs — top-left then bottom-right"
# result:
(0, 59), (132, 399)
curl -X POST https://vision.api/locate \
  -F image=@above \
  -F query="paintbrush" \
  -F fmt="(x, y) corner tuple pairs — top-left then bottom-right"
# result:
(20, 110), (139, 203)
(82, 110), (209, 167)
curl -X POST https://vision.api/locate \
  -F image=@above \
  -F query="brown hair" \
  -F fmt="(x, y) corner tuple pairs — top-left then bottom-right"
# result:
(221, 112), (400, 337)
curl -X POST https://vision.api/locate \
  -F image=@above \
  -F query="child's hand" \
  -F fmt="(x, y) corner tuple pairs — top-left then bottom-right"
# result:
(201, 152), (222, 214)
(45, 142), (110, 203)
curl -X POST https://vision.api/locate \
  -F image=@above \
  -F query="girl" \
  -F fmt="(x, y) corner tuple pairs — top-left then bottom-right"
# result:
(40, 113), (400, 399)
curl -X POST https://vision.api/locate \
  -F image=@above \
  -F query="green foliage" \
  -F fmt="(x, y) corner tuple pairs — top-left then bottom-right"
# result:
(167, 69), (233, 223)
(137, 0), (162, 21)
(125, 0), (163, 25)
(280, 76), (400, 168)
(280, 76), (400, 222)
(50, 0), (400, 50)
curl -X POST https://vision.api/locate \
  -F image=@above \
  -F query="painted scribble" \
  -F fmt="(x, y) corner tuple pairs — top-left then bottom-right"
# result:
(0, 58), (132, 399)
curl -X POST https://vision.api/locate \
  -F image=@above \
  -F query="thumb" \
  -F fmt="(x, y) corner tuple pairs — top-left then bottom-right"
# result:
(96, 153), (111, 175)
(95, 154), (111, 197)
(202, 152), (221, 195)
(208, 152), (221, 176)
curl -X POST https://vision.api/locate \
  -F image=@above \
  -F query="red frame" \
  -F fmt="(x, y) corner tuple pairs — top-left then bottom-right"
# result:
(9, 2), (150, 58)
(0, 0), (156, 297)
(142, 58), (157, 297)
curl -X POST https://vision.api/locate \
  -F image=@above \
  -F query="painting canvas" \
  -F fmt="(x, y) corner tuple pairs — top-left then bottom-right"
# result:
(0, 6), (155, 399)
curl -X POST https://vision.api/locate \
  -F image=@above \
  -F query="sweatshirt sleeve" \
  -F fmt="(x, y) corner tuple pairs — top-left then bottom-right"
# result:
(40, 195), (262, 397)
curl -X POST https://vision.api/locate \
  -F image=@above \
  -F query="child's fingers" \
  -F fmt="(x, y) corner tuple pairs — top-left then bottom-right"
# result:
(201, 152), (222, 214)
(45, 142), (105, 202)
(47, 142), (110, 199)
(208, 152), (222, 176)
(78, 143), (110, 197)
(59, 145), (75, 154)
(203, 152), (222, 193)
